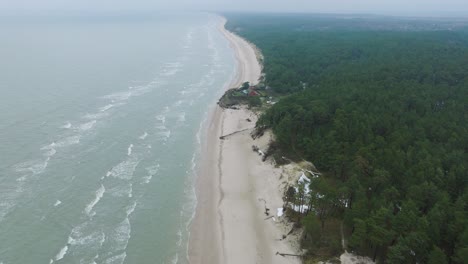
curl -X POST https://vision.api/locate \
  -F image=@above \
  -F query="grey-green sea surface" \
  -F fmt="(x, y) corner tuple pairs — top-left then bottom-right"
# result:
(0, 12), (235, 264)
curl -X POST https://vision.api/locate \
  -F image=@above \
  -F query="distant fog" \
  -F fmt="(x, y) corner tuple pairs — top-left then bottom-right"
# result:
(1, 0), (468, 17)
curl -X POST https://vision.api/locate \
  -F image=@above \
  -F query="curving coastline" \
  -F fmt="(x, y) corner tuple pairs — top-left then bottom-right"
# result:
(188, 17), (300, 264)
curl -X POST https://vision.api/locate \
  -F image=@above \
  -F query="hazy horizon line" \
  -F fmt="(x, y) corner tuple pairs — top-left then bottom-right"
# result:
(1, 8), (467, 20)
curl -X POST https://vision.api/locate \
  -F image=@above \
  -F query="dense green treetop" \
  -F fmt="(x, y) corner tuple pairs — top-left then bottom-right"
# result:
(225, 14), (468, 263)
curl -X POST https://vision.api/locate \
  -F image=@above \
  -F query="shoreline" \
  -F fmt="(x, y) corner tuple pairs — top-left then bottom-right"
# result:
(188, 17), (300, 264)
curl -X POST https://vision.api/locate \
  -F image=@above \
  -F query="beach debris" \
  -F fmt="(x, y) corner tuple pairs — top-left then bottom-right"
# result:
(264, 216), (274, 220)
(246, 118), (252, 122)
(276, 252), (303, 258)
(250, 127), (265, 139)
(251, 145), (265, 157)
(259, 198), (270, 216)
(277, 208), (284, 217)
(219, 128), (251, 140)
(279, 227), (296, 241)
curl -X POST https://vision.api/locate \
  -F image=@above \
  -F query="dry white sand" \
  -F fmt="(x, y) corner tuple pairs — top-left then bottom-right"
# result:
(188, 18), (300, 264)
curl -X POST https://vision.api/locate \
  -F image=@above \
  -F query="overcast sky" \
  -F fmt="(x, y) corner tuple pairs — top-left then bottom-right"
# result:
(2, 0), (468, 16)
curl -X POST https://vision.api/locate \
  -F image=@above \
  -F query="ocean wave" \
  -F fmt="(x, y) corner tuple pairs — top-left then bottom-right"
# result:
(70, 231), (105, 248)
(160, 68), (181, 77)
(43, 147), (57, 158)
(142, 164), (159, 184)
(53, 135), (81, 148)
(84, 184), (105, 216)
(108, 183), (132, 198)
(126, 201), (137, 217)
(156, 130), (171, 141)
(53, 244), (68, 262)
(99, 104), (114, 112)
(61, 122), (72, 129)
(155, 114), (166, 124)
(107, 218), (131, 255)
(171, 253), (179, 264)
(107, 158), (139, 180)
(127, 144), (133, 156)
(14, 158), (50, 176)
(77, 120), (97, 131)
(102, 252), (126, 264)
(51, 226), (105, 264)
(54, 200), (62, 207)
(83, 112), (109, 120)
(102, 91), (132, 102)
(139, 132), (148, 140)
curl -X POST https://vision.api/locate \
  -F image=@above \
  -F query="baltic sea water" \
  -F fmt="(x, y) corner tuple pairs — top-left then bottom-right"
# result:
(0, 12), (235, 264)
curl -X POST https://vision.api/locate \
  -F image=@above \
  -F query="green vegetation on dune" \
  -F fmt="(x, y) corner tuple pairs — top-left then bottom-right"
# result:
(226, 14), (468, 263)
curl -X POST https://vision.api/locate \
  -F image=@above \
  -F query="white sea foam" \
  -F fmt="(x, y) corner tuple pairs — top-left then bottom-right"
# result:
(176, 230), (183, 247)
(67, 224), (106, 248)
(55, 228), (105, 264)
(14, 158), (50, 175)
(43, 147), (57, 158)
(84, 184), (105, 216)
(107, 158), (139, 180)
(160, 68), (180, 76)
(155, 124), (166, 131)
(142, 164), (160, 184)
(102, 252), (126, 264)
(61, 122), (72, 129)
(139, 132), (148, 140)
(78, 120), (97, 131)
(54, 244), (68, 262)
(126, 201), (137, 217)
(109, 183), (132, 198)
(16, 175), (27, 182)
(127, 144), (133, 156)
(103, 91), (132, 102)
(171, 254), (179, 264)
(90, 254), (99, 264)
(54, 200), (62, 207)
(177, 112), (186, 123)
(155, 114), (166, 124)
(50, 135), (81, 148)
(112, 218), (131, 252)
(83, 112), (109, 120)
(99, 104), (114, 112)
(156, 130), (171, 141)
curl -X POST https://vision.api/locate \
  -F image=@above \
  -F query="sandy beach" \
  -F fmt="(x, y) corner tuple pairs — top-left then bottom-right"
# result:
(188, 17), (300, 264)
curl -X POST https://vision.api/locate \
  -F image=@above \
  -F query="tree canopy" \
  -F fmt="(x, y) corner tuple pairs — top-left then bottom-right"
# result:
(226, 14), (468, 262)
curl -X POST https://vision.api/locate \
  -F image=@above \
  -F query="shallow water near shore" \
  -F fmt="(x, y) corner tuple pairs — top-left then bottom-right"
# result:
(0, 12), (235, 264)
